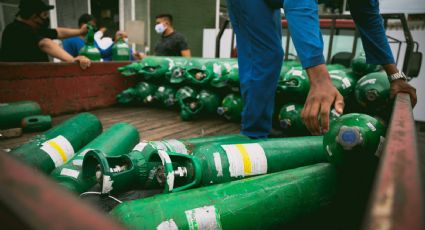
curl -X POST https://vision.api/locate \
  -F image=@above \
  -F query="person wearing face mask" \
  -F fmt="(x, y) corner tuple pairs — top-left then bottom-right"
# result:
(0, 0), (91, 69)
(154, 14), (191, 57)
(62, 13), (98, 58)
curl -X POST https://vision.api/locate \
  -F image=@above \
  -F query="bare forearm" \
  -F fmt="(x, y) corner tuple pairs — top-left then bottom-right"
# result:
(181, 49), (191, 57)
(56, 27), (83, 39)
(306, 64), (331, 86)
(39, 38), (74, 62)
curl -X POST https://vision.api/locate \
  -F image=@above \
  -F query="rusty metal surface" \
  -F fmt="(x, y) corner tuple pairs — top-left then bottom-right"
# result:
(363, 93), (424, 230)
(0, 62), (135, 115)
(0, 149), (125, 229)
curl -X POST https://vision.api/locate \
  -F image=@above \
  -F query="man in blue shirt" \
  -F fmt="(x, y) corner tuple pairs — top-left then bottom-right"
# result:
(227, 0), (417, 138)
(63, 14), (96, 57)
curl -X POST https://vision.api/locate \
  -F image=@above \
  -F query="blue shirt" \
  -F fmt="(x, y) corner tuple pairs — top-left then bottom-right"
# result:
(63, 36), (133, 61)
(284, 0), (394, 68)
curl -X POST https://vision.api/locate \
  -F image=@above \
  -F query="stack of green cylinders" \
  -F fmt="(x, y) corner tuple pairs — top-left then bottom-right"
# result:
(355, 72), (390, 114)
(0, 101), (42, 130)
(116, 82), (158, 105)
(277, 67), (310, 102)
(50, 122), (139, 193)
(110, 163), (336, 229)
(9, 113), (102, 174)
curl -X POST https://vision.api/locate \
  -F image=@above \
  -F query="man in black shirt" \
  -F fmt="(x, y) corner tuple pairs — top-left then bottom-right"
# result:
(153, 14), (191, 57)
(0, 0), (90, 69)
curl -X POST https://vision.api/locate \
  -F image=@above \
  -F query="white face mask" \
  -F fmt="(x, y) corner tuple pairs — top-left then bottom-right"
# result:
(155, 23), (167, 34)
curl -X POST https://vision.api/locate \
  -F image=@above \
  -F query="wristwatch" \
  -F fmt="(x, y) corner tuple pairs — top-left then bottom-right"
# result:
(388, 71), (407, 82)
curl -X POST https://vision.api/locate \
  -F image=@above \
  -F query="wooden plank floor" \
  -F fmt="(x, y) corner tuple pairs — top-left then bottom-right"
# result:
(0, 106), (241, 150)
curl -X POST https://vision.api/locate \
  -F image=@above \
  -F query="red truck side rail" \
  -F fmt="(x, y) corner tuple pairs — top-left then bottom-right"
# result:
(363, 93), (424, 230)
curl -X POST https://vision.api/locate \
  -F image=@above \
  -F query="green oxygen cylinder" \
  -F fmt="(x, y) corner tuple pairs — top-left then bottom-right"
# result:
(217, 93), (243, 121)
(81, 134), (251, 194)
(82, 136), (327, 195)
(149, 85), (177, 108)
(116, 82), (158, 104)
(279, 103), (341, 137)
(179, 97), (204, 121)
(0, 101), (42, 129)
(9, 113), (102, 174)
(323, 113), (386, 168)
(21, 115), (52, 132)
(137, 56), (176, 81)
(326, 63), (346, 71)
(197, 89), (222, 114)
(207, 59), (238, 89)
(355, 72), (390, 114)
(277, 67), (310, 103)
(110, 163), (336, 230)
(184, 58), (214, 86)
(117, 62), (144, 77)
(112, 37), (130, 61)
(167, 58), (190, 84)
(49, 122), (139, 193)
(329, 69), (356, 98)
(351, 52), (380, 78)
(167, 86), (197, 107)
(280, 60), (302, 76)
(278, 103), (309, 136)
(79, 24), (101, 61)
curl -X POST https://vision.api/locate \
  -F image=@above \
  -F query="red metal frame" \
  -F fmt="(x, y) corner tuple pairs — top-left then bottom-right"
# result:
(281, 19), (356, 29)
(363, 93), (423, 230)
(0, 62), (135, 115)
(0, 150), (125, 229)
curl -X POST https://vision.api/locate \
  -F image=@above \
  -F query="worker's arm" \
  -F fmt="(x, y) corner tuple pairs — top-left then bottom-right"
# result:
(348, 0), (417, 107)
(55, 25), (88, 39)
(181, 49), (191, 57)
(38, 38), (91, 69)
(284, 0), (343, 135)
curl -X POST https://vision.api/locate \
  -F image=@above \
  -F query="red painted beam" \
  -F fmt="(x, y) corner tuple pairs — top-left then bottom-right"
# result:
(0, 150), (125, 229)
(0, 62), (136, 115)
(363, 93), (424, 230)
(282, 19), (356, 29)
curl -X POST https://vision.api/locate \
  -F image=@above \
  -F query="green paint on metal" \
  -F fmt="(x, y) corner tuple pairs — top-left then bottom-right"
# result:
(323, 113), (386, 168)
(277, 67), (310, 103)
(21, 115), (52, 132)
(112, 37), (130, 61)
(116, 82), (158, 104)
(79, 24), (101, 61)
(153, 84), (177, 108)
(0, 101), (42, 129)
(81, 134), (250, 194)
(329, 69), (356, 97)
(49, 122), (140, 193)
(217, 93), (243, 121)
(355, 72), (390, 114)
(278, 103), (310, 136)
(351, 52), (380, 78)
(110, 163), (336, 229)
(9, 113), (102, 174)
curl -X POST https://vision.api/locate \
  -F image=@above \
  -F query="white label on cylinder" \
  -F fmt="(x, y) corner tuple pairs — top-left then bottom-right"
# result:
(185, 206), (222, 230)
(163, 139), (188, 154)
(374, 136), (386, 157)
(157, 219), (178, 230)
(213, 63), (222, 75)
(367, 122), (377, 131)
(102, 175), (113, 194)
(286, 105), (296, 112)
(40, 135), (75, 167)
(213, 152), (223, 177)
(221, 143), (267, 177)
(342, 78), (351, 88)
(360, 78), (377, 86)
(72, 159), (83, 166)
(60, 168), (79, 179)
(133, 141), (149, 151)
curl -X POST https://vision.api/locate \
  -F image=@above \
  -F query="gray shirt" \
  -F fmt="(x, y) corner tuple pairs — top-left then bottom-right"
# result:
(154, 31), (189, 56)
